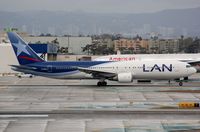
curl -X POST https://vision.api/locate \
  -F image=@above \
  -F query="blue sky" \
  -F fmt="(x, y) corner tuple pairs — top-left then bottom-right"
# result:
(1, 0), (200, 13)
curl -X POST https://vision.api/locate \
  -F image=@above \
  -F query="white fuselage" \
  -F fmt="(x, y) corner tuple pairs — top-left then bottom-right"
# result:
(88, 60), (196, 80)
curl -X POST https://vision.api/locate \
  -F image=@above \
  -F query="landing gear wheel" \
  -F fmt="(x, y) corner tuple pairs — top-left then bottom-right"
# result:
(179, 82), (183, 86)
(102, 81), (107, 86)
(97, 81), (107, 86)
(97, 82), (102, 86)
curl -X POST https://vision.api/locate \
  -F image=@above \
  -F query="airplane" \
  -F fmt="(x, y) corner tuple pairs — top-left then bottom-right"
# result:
(7, 32), (197, 86)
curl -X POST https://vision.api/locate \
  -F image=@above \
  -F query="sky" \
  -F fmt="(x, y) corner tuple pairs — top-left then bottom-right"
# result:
(1, 0), (200, 13)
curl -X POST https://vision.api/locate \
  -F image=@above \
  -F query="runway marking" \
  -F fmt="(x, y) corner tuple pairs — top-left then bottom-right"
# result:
(0, 86), (7, 89)
(0, 115), (48, 118)
(14, 79), (21, 85)
(161, 90), (200, 93)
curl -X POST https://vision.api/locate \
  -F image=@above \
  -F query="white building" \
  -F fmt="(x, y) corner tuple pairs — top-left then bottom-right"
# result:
(0, 43), (19, 75)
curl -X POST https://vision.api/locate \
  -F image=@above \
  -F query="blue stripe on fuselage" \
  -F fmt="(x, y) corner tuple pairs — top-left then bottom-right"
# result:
(25, 61), (111, 73)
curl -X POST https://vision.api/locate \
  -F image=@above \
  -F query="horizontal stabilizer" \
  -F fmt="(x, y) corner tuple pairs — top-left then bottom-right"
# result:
(10, 65), (37, 70)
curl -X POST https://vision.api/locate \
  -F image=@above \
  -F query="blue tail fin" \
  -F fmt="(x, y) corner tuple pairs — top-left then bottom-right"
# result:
(7, 32), (45, 65)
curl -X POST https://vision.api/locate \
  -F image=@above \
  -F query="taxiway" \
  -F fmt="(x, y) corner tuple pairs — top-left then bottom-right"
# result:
(0, 74), (200, 131)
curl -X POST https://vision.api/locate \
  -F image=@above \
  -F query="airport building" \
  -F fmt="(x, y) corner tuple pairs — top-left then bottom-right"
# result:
(114, 38), (148, 53)
(0, 43), (19, 75)
(23, 36), (92, 55)
(148, 39), (179, 54)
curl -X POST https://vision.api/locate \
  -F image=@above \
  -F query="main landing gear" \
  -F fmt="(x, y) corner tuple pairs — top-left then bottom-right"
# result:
(168, 80), (183, 86)
(174, 78), (184, 86)
(179, 81), (183, 86)
(178, 76), (189, 86)
(97, 81), (107, 86)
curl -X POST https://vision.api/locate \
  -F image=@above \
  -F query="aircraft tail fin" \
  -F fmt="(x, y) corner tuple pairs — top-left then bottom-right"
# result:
(7, 32), (45, 65)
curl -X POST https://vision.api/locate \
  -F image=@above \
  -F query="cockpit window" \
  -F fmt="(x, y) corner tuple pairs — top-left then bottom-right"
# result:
(186, 65), (191, 68)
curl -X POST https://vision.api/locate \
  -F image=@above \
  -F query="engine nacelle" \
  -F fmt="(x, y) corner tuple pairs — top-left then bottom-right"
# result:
(117, 72), (133, 83)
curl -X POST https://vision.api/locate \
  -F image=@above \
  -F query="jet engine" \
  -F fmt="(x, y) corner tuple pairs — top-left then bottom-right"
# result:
(117, 72), (133, 83)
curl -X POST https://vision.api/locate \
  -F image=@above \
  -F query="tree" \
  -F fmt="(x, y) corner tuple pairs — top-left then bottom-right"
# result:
(185, 37), (200, 53)
(82, 44), (93, 55)
(39, 33), (45, 37)
(82, 44), (115, 55)
(179, 35), (184, 52)
(181, 37), (194, 53)
(150, 47), (159, 54)
(51, 38), (59, 44)
(128, 47), (135, 54)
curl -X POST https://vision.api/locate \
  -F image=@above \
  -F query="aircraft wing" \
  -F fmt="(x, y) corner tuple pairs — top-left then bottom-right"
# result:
(187, 60), (200, 65)
(78, 67), (116, 78)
